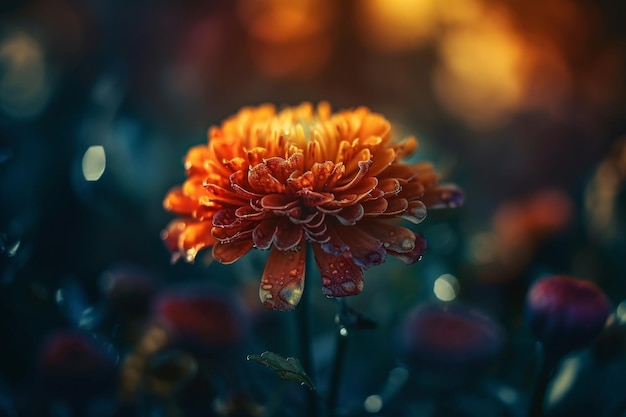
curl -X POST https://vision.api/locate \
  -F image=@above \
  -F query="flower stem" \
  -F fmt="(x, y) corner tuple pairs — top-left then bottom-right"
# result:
(327, 299), (349, 416)
(298, 244), (320, 417)
(528, 344), (559, 417)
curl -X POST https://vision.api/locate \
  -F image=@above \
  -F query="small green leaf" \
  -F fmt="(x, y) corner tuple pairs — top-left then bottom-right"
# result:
(247, 351), (315, 391)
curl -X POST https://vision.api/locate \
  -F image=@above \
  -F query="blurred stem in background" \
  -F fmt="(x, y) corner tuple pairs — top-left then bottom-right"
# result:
(328, 298), (349, 416)
(528, 343), (560, 417)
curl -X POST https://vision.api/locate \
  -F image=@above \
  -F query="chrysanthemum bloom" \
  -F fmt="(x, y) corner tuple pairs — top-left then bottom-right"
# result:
(162, 103), (462, 311)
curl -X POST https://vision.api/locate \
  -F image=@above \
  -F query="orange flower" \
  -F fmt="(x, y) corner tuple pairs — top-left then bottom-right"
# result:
(162, 103), (462, 310)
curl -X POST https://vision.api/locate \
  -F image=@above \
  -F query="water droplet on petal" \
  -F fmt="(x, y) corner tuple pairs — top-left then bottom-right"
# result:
(280, 279), (304, 306)
(341, 281), (356, 293)
(401, 238), (414, 251)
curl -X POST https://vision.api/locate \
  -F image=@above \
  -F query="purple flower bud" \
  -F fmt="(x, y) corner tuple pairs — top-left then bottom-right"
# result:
(395, 303), (504, 382)
(525, 275), (611, 358)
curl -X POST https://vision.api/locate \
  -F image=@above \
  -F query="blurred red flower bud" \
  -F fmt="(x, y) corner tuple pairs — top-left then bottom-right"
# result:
(525, 275), (611, 358)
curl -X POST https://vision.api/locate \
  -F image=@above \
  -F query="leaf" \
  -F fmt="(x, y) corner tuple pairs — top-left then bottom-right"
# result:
(247, 351), (315, 391)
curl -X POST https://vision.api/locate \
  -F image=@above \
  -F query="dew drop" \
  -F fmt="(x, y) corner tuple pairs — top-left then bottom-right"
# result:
(262, 284), (273, 290)
(332, 270), (338, 275)
(341, 281), (356, 293)
(401, 238), (414, 251)
(279, 279), (304, 306)
(322, 277), (331, 286)
(289, 269), (299, 277)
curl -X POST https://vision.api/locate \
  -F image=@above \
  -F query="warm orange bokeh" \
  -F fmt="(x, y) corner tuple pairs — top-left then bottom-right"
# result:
(162, 103), (462, 310)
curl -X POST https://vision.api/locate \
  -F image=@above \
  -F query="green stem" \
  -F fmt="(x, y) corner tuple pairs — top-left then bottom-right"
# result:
(327, 299), (349, 416)
(297, 244), (320, 417)
(528, 344), (559, 417)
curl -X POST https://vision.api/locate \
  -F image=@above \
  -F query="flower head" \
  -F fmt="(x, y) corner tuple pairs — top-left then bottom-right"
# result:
(525, 275), (611, 358)
(162, 102), (462, 310)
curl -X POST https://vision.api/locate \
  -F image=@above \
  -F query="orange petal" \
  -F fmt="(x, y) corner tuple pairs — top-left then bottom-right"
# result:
(361, 198), (388, 216)
(248, 163), (286, 193)
(397, 181), (425, 200)
(212, 240), (254, 265)
(212, 226), (253, 243)
(360, 220), (417, 253)
(337, 226), (386, 269)
(384, 198), (409, 215)
(212, 209), (246, 229)
(184, 145), (211, 176)
(160, 219), (187, 263)
(203, 184), (246, 207)
(260, 194), (298, 211)
(336, 204), (364, 226)
(333, 159), (372, 192)
(176, 221), (215, 262)
(368, 148), (396, 177)
(259, 247), (306, 311)
(252, 218), (279, 249)
(297, 189), (335, 207)
(310, 161), (336, 190)
(163, 187), (197, 215)
(274, 220), (304, 251)
(312, 243), (364, 298)
(377, 178), (402, 197)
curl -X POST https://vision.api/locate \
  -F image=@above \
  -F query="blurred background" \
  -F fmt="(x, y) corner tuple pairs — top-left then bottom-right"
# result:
(1, 0), (626, 416)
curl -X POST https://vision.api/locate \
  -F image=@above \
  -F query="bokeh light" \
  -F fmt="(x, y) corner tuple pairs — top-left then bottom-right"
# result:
(81, 145), (106, 181)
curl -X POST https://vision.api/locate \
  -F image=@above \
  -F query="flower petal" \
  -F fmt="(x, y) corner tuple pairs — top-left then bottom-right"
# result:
(384, 198), (409, 215)
(162, 220), (215, 263)
(336, 204), (364, 226)
(377, 178), (402, 196)
(312, 243), (364, 297)
(212, 240), (254, 264)
(259, 247), (306, 310)
(163, 187), (196, 215)
(184, 145), (211, 176)
(361, 220), (417, 253)
(260, 194), (299, 211)
(320, 225), (350, 256)
(252, 218), (279, 249)
(361, 198), (388, 216)
(161, 219), (187, 263)
(334, 225), (386, 269)
(274, 220), (304, 251)
(248, 163), (286, 193)
(333, 159), (372, 192)
(212, 209), (239, 228)
(368, 148), (396, 177)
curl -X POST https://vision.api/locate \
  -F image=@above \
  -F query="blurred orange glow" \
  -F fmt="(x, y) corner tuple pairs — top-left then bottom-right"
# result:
(433, 9), (526, 130)
(238, 0), (336, 79)
(471, 189), (573, 282)
(585, 137), (626, 244)
(356, 0), (438, 52)
(0, 31), (51, 119)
